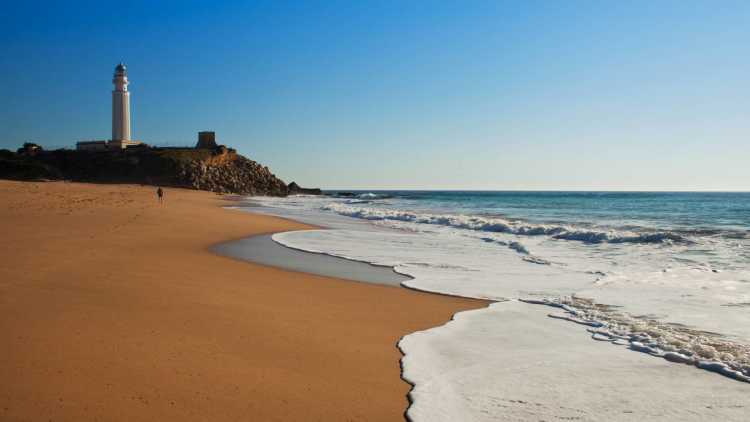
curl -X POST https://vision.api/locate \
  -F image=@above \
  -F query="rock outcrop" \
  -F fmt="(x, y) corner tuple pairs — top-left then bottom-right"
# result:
(177, 152), (288, 195)
(287, 182), (322, 195)
(0, 144), (290, 196)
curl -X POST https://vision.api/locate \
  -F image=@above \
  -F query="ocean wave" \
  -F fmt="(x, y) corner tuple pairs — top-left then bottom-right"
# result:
(479, 236), (545, 260)
(330, 192), (393, 200)
(552, 230), (688, 244)
(508, 241), (529, 254)
(522, 296), (750, 384)
(357, 192), (393, 199)
(321, 203), (692, 245)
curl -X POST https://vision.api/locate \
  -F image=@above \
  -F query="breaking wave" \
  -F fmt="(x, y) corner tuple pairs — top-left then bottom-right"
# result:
(522, 296), (750, 383)
(330, 192), (394, 200)
(357, 192), (392, 199)
(322, 203), (692, 245)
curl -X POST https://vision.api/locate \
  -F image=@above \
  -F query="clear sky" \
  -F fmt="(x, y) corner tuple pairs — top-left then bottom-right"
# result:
(1, 1), (748, 190)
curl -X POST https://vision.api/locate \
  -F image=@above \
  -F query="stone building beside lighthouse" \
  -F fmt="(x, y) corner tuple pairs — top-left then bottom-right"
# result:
(77, 63), (141, 151)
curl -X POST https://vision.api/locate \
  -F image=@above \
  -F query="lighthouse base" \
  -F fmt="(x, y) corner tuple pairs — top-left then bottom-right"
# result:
(76, 140), (143, 151)
(109, 140), (143, 149)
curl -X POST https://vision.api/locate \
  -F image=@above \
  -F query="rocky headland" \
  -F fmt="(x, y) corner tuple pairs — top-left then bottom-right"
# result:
(0, 143), (319, 196)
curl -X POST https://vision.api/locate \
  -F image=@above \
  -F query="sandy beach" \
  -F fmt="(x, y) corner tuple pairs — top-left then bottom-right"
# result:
(0, 180), (486, 421)
(5, 3), (749, 420)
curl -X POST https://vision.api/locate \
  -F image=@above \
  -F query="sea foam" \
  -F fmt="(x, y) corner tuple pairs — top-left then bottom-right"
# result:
(244, 194), (750, 420)
(321, 203), (692, 245)
(521, 296), (750, 383)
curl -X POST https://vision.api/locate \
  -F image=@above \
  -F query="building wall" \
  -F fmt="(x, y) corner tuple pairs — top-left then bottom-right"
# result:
(196, 131), (217, 149)
(77, 142), (108, 151)
(109, 140), (141, 149)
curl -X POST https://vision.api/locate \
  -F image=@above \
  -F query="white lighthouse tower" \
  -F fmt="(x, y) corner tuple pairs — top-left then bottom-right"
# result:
(112, 63), (131, 144)
(75, 63), (141, 151)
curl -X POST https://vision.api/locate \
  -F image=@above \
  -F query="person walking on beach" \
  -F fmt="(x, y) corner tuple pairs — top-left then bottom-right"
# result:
(156, 187), (164, 204)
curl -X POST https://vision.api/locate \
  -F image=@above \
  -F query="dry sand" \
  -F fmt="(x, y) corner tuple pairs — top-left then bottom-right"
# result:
(0, 180), (486, 421)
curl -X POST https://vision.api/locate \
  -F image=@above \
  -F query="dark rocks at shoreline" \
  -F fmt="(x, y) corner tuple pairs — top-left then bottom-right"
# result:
(0, 145), (290, 196)
(287, 182), (322, 195)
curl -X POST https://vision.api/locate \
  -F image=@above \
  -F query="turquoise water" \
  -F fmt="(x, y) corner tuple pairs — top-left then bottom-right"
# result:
(330, 191), (750, 233)
(322, 190), (750, 273)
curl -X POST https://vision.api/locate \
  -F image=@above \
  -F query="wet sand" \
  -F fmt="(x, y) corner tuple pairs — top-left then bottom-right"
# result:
(212, 234), (411, 286)
(0, 180), (486, 421)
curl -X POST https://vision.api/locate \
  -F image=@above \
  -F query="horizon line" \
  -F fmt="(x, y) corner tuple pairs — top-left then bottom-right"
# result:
(319, 188), (750, 193)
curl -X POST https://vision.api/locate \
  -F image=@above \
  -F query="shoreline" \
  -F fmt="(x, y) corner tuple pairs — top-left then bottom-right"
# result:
(0, 180), (487, 421)
(212, 233), (412, 286)
(211, 223), (505, 420)
(241, 197), (750, 421)
(5, 181), (748, 421)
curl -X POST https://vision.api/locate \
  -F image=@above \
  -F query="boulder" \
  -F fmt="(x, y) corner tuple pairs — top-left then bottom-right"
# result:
(288, 182), (322, 195)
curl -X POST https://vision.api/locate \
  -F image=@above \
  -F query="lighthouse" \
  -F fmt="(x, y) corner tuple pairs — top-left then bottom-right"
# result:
(75, 64), (141, 151)
(112, 63), (131, 142)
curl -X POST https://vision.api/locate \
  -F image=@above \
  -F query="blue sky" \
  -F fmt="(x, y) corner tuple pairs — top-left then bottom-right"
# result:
(1, 1), (748, 190)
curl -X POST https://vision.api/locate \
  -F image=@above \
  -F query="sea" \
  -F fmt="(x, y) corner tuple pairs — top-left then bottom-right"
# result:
(238, 191), (750, 413)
